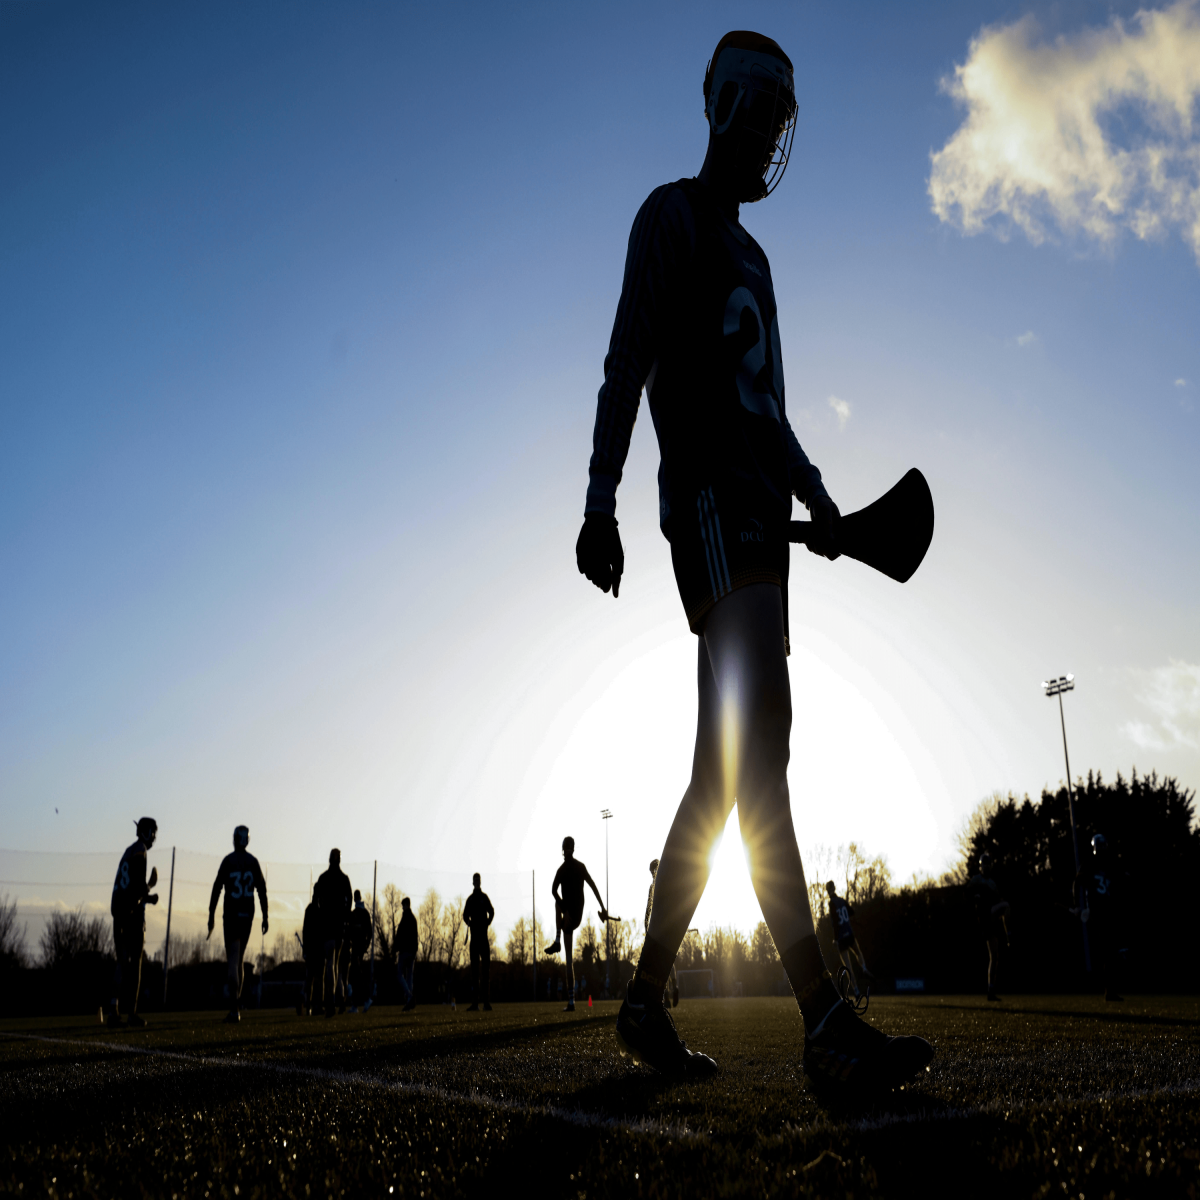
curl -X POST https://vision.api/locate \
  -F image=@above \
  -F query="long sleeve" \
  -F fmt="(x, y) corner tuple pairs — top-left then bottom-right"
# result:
(784, 417), (829, 509)
(586, 185), (691, 518)
(209, 874), (223, 918)
(254, 861), (268, 919)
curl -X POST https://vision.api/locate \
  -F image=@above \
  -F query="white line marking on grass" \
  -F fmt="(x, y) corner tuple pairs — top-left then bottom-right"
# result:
(2, 1032), (701, 1142)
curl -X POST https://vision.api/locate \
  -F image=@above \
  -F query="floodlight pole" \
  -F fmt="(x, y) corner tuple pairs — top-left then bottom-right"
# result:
(1041, 674), (1091, 971)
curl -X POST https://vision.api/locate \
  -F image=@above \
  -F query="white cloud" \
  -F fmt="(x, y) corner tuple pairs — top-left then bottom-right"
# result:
(1016, 330), (1037, 346)
(1176, 377), (1188, 386)
(827, 394), (851, 429)
(929, 1), (1200, 264)
(1121, 659), (1200, 749)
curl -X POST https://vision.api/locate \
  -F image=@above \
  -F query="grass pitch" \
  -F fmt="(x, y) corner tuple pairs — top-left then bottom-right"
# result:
(3, 994), (1199, 1198)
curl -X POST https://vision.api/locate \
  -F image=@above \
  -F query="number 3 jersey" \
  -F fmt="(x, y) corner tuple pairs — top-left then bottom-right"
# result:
(586, 177), (829, 535)
(210, 849), (268, 923)
(111, 839), (151, 921)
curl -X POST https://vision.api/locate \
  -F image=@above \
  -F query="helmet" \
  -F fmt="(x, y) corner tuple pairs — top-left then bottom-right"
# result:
(135, 817), (157, 843)
(233, 825), (249, 850)
(825, 879), (836, 894)
(979, 851), (993, 870)
(704, 31), (797, 201)
(329, 847), (341, 864)
(563, 836), (575, 853)
(1091, 833), (1107, 855)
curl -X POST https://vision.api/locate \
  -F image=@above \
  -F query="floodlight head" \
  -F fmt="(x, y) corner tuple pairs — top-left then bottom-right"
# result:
(1041, 673), (1076, 697)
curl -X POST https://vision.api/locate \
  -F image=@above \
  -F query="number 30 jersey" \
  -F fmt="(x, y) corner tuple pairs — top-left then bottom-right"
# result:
(586, 177), (829, 535)
(210, 848), (268, 923)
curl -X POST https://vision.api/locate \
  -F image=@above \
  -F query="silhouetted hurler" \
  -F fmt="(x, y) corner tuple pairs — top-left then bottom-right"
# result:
(1076, 834), (1126, 1002)
(826, 880), (874, 1005)
(463, 873), (495, 1011)
(396, 895), (418, 1011)
(968, 851), (1010, 1002)
(207, 825), (268, 1024)
(312, 848), (352, 1017)
(576, 29), (933, 1094)
(545, 837), (607, 1011)
(109, 817), (159, 1027)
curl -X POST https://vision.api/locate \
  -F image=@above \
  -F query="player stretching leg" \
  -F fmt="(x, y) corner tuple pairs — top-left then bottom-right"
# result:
(109, 817), (160, 1027)
(544, 837), (608, 1011)
(826, 881), (873, 1003)
(577, 30), (933, 1092)
(208, 826), (268, 1025)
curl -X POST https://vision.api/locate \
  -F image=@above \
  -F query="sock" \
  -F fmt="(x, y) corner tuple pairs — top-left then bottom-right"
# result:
(780, 935), (843, 1029)
(629, 935), (675, 1003)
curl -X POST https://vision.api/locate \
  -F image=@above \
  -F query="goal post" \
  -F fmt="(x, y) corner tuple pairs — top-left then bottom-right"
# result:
(675, 969), (714, 999)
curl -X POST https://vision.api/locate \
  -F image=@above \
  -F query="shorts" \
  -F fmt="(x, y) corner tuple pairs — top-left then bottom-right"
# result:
(557, 901), (583, 932)
(837, 935), (857, 952)
(669, 485), (789, 639)
(224, 914), (253, 950)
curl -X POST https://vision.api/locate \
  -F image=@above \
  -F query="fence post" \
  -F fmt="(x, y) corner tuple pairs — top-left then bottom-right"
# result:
(161, 847), (175, 1007)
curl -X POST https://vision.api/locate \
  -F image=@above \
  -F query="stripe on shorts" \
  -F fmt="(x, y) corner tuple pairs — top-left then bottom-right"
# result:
(697, 488), (731, 599)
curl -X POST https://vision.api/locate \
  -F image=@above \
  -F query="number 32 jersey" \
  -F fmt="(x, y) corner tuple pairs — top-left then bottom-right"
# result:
(586, 177), (829, 535)
(210, 849), (268, 922)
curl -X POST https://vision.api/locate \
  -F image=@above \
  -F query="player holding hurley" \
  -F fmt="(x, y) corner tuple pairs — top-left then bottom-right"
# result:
(208, 825), (268, 1024)
(826, 880), (874, 1004)
(544, 837), (608, 1011)
(576, 29), (933, 1094)
(109, 817), (160, 1027)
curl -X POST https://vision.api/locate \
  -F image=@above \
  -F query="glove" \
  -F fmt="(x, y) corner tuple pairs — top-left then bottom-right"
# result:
(148, 867), (158, 889)
(806, 495), (841, 560)
(262, 917), (269, 936)
(576, 513), (624, 597)
(147, 893), (159, 905)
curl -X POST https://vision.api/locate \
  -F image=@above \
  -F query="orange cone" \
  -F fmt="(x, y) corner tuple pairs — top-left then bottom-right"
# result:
(588, 995), (593, 1008)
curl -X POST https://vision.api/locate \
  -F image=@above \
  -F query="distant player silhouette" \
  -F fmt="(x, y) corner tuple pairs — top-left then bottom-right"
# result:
(109, 817), (159, 1027)
(545, 837), (607, 1011)
(347, 889), (373, 1012)
(967, 851), (1010, 1002)
(396, 895), (418, 1011)
(825, 881), (873, 1003)
(463, 873), (495, 1011)
(1076, 833), (1126, 1002)
(208, 825), (268, 1025)
(312, 848), (352, 1017)
(298, 898), (320, 1015)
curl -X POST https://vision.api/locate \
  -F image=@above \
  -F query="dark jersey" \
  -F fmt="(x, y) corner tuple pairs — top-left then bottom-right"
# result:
(111, 839), (151, 921)
(463, 890), (494, 941)
(396, 908), (418, 955)
(313, 865), (353, 937)
(1075, 868), (1119, 917)
(553, 859), (590, 914)
(968, 874), (1005, 931)
(209, 849), (268, 923)
(301, 902), (319, 957)
(586, 178), (828, 534)
(348, 904), (372, 957)
(830, 895), (854, 943)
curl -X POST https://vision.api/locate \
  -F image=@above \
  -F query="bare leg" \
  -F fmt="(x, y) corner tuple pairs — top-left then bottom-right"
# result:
(564, 926), (576, 997)
(647, 584), (816, 958)
(227, 939), (243, 1003)
(986, 937), (999, 994)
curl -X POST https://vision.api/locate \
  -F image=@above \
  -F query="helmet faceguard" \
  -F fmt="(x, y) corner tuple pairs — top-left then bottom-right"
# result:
(1091, 833), (1107, 857)
(135, 817), (158, 845)
(234, 825), (250, 850)
(704, 44), (797, 202)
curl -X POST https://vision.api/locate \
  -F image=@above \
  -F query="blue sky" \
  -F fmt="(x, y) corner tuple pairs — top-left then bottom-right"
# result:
(2, 1), (1198, 937)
